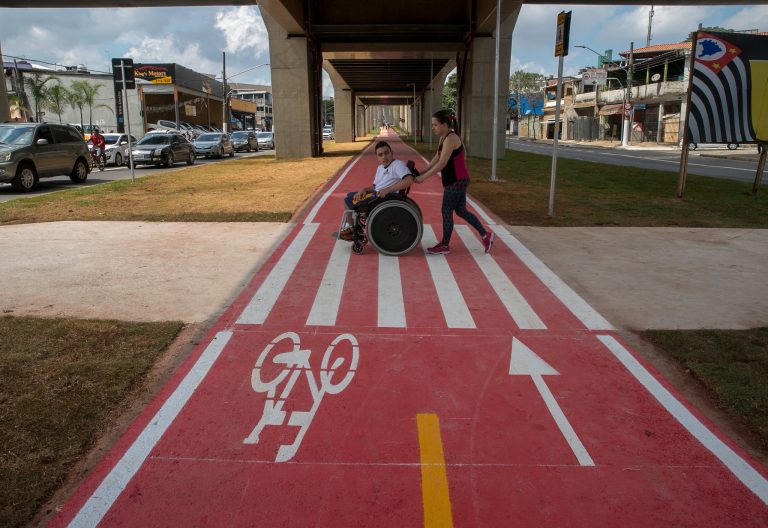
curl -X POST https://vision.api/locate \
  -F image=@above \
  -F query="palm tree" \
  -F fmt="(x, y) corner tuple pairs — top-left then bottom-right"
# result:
(47, 83), (71, 123)
(70, 80), (111, 130)
(23, 73), (57, 122)
(67, 87), (86, 131)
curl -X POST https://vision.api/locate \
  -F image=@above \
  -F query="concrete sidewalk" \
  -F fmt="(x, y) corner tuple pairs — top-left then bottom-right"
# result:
(1, 221), (765, 331)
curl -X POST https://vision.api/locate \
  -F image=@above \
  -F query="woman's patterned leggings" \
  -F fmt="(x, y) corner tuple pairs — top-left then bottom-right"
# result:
(440, 180), (486, 245)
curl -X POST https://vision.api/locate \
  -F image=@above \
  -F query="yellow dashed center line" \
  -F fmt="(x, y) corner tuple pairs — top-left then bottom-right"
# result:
(417, 413), (454, 528)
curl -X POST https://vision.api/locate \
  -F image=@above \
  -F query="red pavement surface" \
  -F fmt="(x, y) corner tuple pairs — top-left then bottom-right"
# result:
(51, 131), (768, 527)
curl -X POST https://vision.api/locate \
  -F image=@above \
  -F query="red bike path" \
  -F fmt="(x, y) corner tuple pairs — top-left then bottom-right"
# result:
(52, 131), (768, 527)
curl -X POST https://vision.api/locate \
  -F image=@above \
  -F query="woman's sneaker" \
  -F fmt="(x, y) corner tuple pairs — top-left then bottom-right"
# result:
(482, 231), (495, 253)
(427, 243), (450, 255)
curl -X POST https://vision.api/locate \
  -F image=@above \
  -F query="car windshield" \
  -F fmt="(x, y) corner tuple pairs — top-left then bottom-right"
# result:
(0, 125), (36, 145)
(197, 133), (221, 141)
(103, 135), (121, 145)
(231, 132), (248, 138)
(137, 135), (171, 145)
(257, 133), (272, 139)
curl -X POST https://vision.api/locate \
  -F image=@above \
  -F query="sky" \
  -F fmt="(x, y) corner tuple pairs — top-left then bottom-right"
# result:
(1, 3), (766, 96)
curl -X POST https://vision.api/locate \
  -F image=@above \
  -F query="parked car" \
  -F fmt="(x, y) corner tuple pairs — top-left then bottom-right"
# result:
(0, 123), (90, 192)
(193, 133), (235, 158)
(146, 120), (198, 140)
(256, 131), (274, 150)
(128, 132), (196, 168)
(322, 127), (334, 140)
(231, 131), (259, 152)
(90, 133), (137, 166)
(689, 142), (739, 150)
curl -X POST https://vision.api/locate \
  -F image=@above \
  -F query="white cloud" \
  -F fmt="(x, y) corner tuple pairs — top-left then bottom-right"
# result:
(722, 5), (768, 32)
(215, 6), (269, 53)
(127, 36), (219, 74)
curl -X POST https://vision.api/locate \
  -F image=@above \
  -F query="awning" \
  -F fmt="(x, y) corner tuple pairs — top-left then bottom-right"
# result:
(599, 104), (623, 116)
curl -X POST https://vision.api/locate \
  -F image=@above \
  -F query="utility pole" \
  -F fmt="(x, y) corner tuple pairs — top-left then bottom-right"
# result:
(646, 6), (654, 47)
(0, 42), (10, 122)
(622, 42), (634, 147)
(222, 51), (228, 133)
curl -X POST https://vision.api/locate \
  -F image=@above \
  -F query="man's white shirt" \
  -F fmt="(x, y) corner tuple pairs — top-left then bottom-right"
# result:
(373, 159), (412, 192)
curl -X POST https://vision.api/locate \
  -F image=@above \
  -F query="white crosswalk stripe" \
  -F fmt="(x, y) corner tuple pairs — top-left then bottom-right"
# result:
(455, 225), (546, 330)
(378, 254), (406, 327)
(420, 225), (476, 329)
(306, 238), (353, 326)
(236, 223), (571, 330)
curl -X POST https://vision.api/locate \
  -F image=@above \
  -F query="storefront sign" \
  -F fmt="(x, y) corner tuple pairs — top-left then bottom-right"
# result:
(134, 64), (176, 85)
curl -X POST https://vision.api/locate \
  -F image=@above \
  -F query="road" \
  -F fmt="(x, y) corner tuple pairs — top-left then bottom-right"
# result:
(51, 132), (768, 527)
(506, 137), (764, 183)
(0, 149), (272, 203)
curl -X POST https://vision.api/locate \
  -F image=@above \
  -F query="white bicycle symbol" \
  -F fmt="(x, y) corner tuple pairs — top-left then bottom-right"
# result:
(243, 332), (359, 462)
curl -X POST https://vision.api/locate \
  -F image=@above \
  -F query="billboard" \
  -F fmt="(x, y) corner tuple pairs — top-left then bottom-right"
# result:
(686, 31), (768, 144)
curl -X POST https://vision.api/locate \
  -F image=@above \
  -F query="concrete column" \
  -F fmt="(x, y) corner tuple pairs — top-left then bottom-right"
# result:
(460, 6), (519, 159)
(0, 44), (10, 122)
(424, 60), (455, 146)
(262, 10), (315, 158)
(323, 62), (354, 142)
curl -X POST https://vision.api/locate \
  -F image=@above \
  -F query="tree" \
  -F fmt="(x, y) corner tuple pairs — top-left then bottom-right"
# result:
(47, 83), (70, 123)
(7, 94), (28, 121)
(71, 80), (112, 130)
(508, 70), (546, 97)
(23, 73), (57, 122)
(322, 98), (334, 126)
(67, 86), (86, 129)
(442, 73), (457, 112)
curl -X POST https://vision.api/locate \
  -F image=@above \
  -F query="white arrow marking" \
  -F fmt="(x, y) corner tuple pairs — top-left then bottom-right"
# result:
(509, 338), (595, 467)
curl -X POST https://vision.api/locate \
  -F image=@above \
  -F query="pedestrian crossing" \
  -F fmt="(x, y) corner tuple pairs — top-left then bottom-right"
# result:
(236, 222), (613, 331)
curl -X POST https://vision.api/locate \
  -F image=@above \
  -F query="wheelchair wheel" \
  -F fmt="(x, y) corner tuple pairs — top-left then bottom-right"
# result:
(366, 199), (423, 256)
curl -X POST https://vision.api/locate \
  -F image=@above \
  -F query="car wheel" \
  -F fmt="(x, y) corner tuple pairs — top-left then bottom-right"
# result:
(187, 150), (195, 165)
(229, 148), (234, 157)
(69, 158), (89, 184)
(165, 152), (174, 167)
(727, 143), (739, 150)
(689, 143), (698, 150)
(115, 152), (123, 167)
(246, 145), (251, 152)
(12, 163), (36, 192)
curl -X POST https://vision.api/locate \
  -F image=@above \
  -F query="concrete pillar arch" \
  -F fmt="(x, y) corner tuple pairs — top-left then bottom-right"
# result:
(458, 5), (520, 159)
(324, 61), (354, 143)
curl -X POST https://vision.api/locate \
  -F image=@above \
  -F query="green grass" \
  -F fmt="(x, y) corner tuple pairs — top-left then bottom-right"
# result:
(0, 316), (183, 528)
(405, 145), (768, 227)
(642, 328), (768, 451)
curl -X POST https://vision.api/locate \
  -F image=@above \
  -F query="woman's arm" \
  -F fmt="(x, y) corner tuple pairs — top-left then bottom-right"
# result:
(416, 134), (460, 183)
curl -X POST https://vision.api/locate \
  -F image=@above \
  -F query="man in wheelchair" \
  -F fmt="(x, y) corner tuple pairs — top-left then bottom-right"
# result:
(339, 140), (416, 242)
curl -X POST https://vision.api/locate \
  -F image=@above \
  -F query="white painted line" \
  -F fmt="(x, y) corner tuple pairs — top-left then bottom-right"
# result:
(306, 239), (353, 326)
(532, 375), (595, 466)
(597, 334), (768, 505)
(491, 226), (613, 331)
(68, 331), (234, 528)
(465, 196), (496, 226)
(304, 142), (374, 224)
(456, 225), (546, 330)
(238, 223), (320, 325)
(421, 225), (476, 329)
(378, 254), (406, 327)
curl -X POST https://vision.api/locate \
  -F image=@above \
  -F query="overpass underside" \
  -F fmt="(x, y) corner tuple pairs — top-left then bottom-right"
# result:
(259, 0), (521, 159)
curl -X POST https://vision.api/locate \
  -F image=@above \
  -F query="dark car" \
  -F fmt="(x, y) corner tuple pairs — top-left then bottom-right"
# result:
(231, 131), (259, 152)
(0, 123), (91, 192)
(128, 132), (196, 168)
(193, 133), (235, 158)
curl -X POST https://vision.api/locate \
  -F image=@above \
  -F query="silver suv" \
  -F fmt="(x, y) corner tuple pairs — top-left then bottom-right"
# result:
(0, 123), (91, 192)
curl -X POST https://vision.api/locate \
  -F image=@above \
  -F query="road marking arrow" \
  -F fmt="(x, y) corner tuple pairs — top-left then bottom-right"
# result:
(509, 338), (595, 466)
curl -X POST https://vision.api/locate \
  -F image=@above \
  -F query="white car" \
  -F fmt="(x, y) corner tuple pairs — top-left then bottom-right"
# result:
(322, 127), (334, 140)
(689, 142), (739, 150)
(256, 132), (274, 150)
(100, 133), (137, 166)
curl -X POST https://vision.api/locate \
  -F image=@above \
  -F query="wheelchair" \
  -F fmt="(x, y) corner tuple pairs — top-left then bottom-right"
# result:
(338, 162), (423, 256)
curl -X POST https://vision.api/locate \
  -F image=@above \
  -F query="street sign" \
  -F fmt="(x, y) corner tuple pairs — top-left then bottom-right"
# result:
(554, 11), (572, 57)
(111, 58), (135, 90)
(581, 68), (607, 86)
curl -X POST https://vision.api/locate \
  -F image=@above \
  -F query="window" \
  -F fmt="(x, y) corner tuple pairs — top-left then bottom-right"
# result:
(36, 126), (55, 144)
